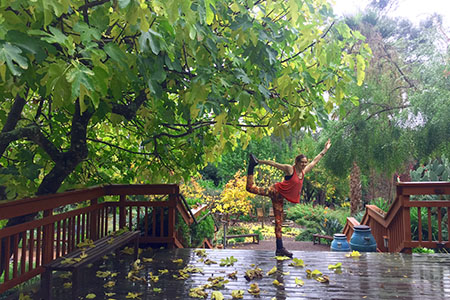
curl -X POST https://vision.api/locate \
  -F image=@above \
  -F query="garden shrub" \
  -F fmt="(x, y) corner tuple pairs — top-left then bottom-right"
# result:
(238, 214), (255, 222)
(295, 227), (316, 241)
(410, 207), (448, 242)
(320, 217), (343, 237)
(227, 225), (250, 243)
(252, 228), (264, 241)
(286, 203), (325, 227)
(137, 198), (216, 248)
(287, 203), (348, 241)
(324, 206), (350, 227)
(176, 214), (192, 247)
(138, 207), (169, 237)
(369, 197), (391, 212)
(190, 213), (215, 247)
(412, 247), (435, 253)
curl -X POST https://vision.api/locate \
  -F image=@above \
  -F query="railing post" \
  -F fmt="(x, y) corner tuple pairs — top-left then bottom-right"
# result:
(168, 194), (176, 248)
(42, 209), (54, 264)
(119, 195), (126, 229)
(400, 194), (412, 252)
(90, 198), (99, 241)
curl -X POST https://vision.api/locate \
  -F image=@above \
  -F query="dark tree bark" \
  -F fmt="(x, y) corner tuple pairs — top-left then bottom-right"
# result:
(0, 93), (149, 276)
(350, 161), (362, 215)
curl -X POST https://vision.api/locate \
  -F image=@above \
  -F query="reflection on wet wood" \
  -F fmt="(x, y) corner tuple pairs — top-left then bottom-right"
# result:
(45, 249), (450, 300)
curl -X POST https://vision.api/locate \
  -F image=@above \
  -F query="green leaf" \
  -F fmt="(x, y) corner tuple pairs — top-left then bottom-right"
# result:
(46, 0), (70, 17)
(118, 0), (131, 9)
(93, 66), (109, 96)
(41, 26), (68, 45)
(73, 22), (101, 45)
(66, 62), (95, 105)
(23, 164), (41, 180)
(0, 42), (28, 75)
(258, 85), (271, 98)
(139, 32), (152, 52)
(40, 62), (71, 107)
(104, 43), (128, 68)
(205, 0), (215, 25)
(148, 29), (161, 55)
(236, 69), (251, 84)
(356, 54), (366, 86)
(6, 31), (48, 63)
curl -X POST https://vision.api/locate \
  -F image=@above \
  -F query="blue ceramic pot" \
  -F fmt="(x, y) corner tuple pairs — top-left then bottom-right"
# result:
(331, 233), (351, 252)
(350, 225), (377, 252)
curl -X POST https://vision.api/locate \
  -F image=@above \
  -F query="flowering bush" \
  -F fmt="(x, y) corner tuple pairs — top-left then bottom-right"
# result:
(212, 171), (255, 216)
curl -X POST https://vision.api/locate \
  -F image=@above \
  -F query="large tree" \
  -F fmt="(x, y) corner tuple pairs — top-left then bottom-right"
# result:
(323, 11), (417, 212)
(324, 7), (449, 213)
(0, 0), (369, 205)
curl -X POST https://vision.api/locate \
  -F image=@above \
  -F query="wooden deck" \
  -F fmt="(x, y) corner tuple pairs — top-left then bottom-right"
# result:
(31, 248), (450, 300)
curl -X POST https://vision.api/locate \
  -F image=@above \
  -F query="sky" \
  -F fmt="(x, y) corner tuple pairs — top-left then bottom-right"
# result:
(332, 0), (450, 27)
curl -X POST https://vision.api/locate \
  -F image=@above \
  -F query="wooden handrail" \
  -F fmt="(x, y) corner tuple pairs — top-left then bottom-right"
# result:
(0, 184), (201, 294)
(344, 181), (450, 253)
(396, 181), (450, 195)
(0, 186), (104, 220)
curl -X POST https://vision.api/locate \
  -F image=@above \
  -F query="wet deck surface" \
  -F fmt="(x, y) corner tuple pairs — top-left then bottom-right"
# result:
(29, 248), (450, 299)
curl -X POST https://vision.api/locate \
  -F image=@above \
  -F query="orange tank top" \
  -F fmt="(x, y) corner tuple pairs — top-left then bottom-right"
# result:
(275, 167), (304, 203)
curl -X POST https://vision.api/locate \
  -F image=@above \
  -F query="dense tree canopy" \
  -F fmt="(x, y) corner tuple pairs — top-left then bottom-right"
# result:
(0, 0), (369, 200)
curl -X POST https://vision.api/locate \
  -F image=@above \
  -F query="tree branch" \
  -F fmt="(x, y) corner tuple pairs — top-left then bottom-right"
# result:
(0, 94), (26, 157)
(0, 125), (63, 162)
(36, 100), (93, 195)
(382, 44), (416, 89)
(87, 138), (155, 156)
(281, 21), (335, 64)
(365, 104), (410, 121)
(77, 0), (110, 11)
(111, 90), (147, 121)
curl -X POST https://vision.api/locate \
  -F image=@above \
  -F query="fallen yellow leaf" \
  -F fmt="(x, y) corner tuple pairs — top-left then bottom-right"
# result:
(272, 279), (283, 286)
(125, 292), (142, 299)
(289, 258), (305, 267)
(346, 251), (361, 258)
(266, 266), (277, 276)
(248, 283), (260, 296)
(59, 272), (71, 279)
(274, 256), (291, 260)
(211, 291), (224, 300)
(103, 281), (116, 288)
(18, 294), (32, 300)
(231, 290), (244, 299)
(63, 282), (72, 289)
(121, 247), (134, 255)
(295, 277), (304, 287)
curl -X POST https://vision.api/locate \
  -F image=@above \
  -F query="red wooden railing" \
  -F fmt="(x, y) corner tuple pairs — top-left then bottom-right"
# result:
(344, 182), (450, 253)
(0, 184), (206, 293)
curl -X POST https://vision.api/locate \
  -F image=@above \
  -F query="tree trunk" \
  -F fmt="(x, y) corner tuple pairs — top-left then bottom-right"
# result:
(350, 161), (362, 215)
(0, 101), (92, 276)
(316, 189), (326, 206)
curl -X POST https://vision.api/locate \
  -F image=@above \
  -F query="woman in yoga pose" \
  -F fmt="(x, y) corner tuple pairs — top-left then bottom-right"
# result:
(246, 139), (331, 257)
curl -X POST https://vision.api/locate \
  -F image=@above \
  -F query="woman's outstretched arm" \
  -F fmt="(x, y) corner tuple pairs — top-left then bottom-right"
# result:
(258, 159), (292, 175)
(303, 139), (331, 174)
